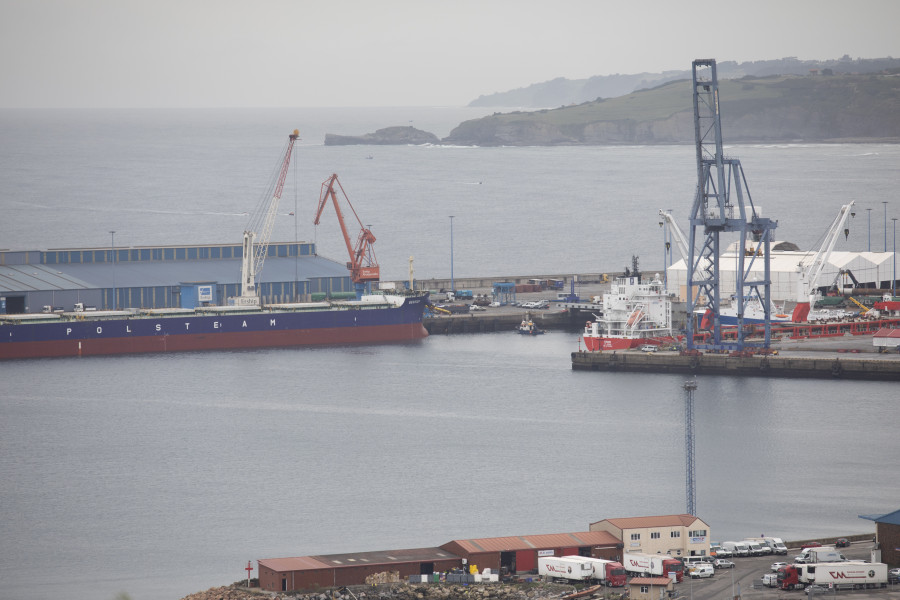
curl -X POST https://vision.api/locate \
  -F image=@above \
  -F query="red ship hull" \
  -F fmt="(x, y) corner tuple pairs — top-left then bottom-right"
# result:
(2, 322), (427, 360)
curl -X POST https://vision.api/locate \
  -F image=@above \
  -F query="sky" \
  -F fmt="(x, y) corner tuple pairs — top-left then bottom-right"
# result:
(1, 0), (899, 108)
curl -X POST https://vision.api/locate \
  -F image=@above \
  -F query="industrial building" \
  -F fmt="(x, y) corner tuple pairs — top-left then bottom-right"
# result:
(258, 530), (623, 592)
(590, 514), (711, 558)
(258, 548), (462, 593)
(860, 507), (900, 568)
(439, 530), (622, 574)
(0, 241), (354, 314)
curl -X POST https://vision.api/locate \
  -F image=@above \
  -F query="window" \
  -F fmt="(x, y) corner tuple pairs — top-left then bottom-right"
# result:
(651, 532), (660, 539)
(671, 531), (681, 538)
(631, 533), (641, 541)
(640, 586), (649, 593)
(689, 529), (707, 537)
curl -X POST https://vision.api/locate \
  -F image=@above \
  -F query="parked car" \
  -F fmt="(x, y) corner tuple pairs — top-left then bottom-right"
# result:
(713, 559), (735, 569)
(714, 547), (733, 558)
(468, 304), (486, 311)
(640, 344), (658, 353)
(794, 555), (808, 564)
(834, 538), (850, 548)
(801, 542), (822, 550)
(690, 564), (715, 578)
(806, 585), (827, 595)
(889, 568), (900, 583)
(771, 562), (788, 572)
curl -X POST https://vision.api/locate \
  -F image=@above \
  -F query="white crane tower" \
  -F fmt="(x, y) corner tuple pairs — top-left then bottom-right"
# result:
(231, 130), (300, 307)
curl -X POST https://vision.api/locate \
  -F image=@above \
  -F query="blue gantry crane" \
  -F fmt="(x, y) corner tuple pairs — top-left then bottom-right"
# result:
(686, 59), (779, 352)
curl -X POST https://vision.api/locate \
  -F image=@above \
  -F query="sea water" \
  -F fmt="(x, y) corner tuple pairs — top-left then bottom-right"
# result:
(1, 108), (899, 600)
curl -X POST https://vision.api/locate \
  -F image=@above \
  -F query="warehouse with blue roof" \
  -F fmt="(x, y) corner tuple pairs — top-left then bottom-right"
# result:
(0, 241), (354, 314)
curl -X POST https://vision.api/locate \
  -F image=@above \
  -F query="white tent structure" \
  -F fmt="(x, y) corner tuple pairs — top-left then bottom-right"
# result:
(665, 244), (896, 306)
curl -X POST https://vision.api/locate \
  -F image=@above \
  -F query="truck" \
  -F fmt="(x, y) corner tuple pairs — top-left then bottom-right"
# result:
(778, 562), (887, 590)
(562, 556), (627, 587)
(623, 552), (684, 582)
(798, 546), (846, 564)
(538, 556), (593, 582)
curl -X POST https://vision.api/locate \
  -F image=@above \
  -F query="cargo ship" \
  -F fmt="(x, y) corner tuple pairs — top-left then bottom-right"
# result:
(582, 272), (679, 351)
(0, 293), (428, 360)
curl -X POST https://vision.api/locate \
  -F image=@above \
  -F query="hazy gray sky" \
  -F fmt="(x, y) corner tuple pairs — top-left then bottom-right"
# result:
(2, 0), (898, 108)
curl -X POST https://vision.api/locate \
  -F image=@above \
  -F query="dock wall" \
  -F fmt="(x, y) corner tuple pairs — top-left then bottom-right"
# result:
(571, 351), (900, 381)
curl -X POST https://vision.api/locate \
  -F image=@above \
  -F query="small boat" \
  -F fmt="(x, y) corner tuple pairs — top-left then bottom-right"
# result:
(561, 585), (604, 600)
(517, 318), (544, 335)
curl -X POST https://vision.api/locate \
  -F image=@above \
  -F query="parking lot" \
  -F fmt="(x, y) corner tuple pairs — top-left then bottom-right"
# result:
(681, 543), (900, 600)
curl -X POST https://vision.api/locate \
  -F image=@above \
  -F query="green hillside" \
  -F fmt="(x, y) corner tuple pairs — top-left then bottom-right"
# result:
(443, 74), (900, 146)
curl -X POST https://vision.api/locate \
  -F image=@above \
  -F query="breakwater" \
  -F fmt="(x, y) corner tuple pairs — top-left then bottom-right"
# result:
(571, 350), (900, 381)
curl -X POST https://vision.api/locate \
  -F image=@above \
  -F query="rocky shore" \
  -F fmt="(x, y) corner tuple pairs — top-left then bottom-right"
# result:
(324, 126), (440, 146)
(181, 582), (604, 600)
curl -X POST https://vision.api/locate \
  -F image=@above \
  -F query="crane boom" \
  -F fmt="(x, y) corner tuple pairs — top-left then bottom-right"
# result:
(658, 209), (691, 261)
(791, 201), (855, 321)
(314, 174), (379, 297)
(233, 129), (299, 306)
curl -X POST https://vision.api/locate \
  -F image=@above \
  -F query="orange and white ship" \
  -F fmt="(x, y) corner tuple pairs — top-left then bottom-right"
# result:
(583, 272), (680, 351)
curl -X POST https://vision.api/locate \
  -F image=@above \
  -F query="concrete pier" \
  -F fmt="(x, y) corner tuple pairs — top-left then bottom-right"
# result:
(571, 350), (900, 381)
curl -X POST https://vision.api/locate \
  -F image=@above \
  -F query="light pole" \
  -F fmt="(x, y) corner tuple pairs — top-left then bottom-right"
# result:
(883, 201), (888, 251)
(867, 208), (872, 252)
(109, 230), (116, 309)
(449, 215), (455, 293)
(893, 218), (897, 297)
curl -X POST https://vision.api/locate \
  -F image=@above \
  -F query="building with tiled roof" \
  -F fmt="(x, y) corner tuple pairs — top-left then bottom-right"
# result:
(441, 530), (622, 574)
(628, 576), (675, 600)
(258, 548), (461, 593)
(589, 514), (711, 558)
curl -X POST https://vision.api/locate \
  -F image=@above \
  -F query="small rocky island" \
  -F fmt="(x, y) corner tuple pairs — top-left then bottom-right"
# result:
(324, 126), (440, 146)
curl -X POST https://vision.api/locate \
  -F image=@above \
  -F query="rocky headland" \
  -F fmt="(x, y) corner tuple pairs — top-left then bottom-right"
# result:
(326, 72), (900, 147)
(324, 126), (440, 146)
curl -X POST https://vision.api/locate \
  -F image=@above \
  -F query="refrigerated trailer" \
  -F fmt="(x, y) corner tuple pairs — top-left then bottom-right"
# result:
(562, 556), (627, 587)
(623, 552), (683, 582)
(778, 562), (887, 590)
(538, 556), (593, 582)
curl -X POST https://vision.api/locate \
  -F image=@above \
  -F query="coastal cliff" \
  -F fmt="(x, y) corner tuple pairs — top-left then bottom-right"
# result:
(442, 74), (900, 146)
(323, 73), (900, 147)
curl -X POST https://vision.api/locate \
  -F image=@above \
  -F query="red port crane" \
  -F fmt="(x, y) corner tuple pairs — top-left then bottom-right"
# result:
(314, 174), (380, 297)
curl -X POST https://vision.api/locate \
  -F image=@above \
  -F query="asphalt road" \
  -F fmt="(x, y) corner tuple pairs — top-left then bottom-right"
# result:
(682, 543), (900, 600)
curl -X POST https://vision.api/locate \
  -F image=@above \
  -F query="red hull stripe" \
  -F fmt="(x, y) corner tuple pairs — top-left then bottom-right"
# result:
(2, 323), (428, 360)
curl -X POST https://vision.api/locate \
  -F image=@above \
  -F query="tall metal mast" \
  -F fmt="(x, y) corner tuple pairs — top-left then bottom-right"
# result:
(683, 379), (697, 516)
(686, 59), (778, 351)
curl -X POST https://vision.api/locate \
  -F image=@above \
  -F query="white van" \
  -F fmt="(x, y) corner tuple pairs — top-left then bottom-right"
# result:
(690, 564), (714, 579)
(744, 541), (769, 556)
(733, 542), (751, 557)
(683, 556), (710, 568)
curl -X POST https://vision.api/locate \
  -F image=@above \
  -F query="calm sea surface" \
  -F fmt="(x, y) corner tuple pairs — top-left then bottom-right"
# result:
(1, 108), (899, 600)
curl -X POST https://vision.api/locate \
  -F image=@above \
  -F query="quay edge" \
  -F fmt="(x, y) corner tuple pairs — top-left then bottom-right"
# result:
(571, 350), (900, 381)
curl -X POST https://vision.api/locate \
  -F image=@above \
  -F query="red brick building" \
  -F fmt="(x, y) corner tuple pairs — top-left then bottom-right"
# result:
(258, 548), (461, 593)
(440, 531), (622, 574)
